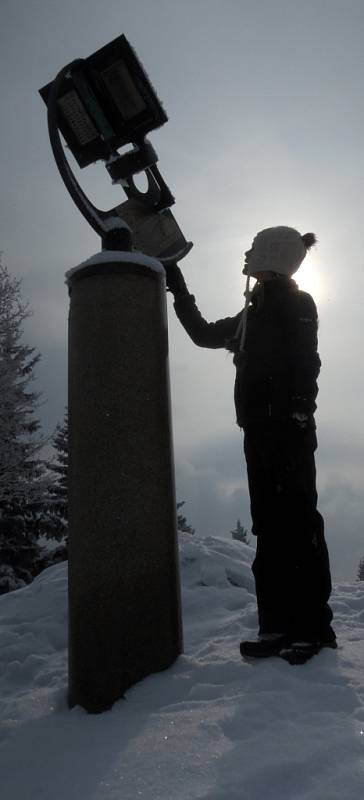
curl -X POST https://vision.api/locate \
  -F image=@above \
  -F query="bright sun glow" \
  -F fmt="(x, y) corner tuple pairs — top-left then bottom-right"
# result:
(296, 254), (325, 303)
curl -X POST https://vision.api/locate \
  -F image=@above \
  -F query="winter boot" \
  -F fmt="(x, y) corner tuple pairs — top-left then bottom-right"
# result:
(240, 634), (290, 659)
(279, 641), (320, 665)
(279, 632), (337, 666)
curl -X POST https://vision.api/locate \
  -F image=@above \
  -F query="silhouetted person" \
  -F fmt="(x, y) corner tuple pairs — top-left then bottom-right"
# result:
(165, 226), (336, 664)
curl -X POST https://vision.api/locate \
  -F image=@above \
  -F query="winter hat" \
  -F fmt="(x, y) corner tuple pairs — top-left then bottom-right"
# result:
(236, 227), (317, 353)
(243, 226), (315, 276)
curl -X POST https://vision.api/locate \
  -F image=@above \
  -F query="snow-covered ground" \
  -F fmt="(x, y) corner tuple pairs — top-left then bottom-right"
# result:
(1, 534), (364, 799)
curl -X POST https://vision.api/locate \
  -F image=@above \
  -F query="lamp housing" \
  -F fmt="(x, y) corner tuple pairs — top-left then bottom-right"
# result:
(39, 34), (168, 168)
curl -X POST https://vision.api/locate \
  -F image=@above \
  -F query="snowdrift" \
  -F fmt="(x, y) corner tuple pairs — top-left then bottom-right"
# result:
(1, 534), (364, 799)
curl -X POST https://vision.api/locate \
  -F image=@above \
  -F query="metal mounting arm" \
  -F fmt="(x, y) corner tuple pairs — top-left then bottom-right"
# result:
(46, 60), (132, 248)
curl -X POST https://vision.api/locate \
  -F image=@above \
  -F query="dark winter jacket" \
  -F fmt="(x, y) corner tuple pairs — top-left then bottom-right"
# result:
(173, 277), (320, 429)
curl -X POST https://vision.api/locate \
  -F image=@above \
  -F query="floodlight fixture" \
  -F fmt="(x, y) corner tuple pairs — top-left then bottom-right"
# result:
(40, 35), (167, 168)
(39, 34), (192, 258)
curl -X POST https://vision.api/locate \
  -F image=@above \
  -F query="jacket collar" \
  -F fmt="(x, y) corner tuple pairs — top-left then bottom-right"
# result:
(251, 276), (298, 309)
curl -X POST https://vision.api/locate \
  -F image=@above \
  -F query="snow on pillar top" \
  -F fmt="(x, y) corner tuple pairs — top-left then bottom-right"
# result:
(65, 250), (165, 286)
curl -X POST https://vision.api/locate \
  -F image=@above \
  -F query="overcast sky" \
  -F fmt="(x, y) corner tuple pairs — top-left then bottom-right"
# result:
(1, 0), (364, 580)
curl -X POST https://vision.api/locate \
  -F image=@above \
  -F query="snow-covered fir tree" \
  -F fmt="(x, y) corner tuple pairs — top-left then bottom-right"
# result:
(43, 409), (68, 544)
(0, 260), (49, 594)
(357, 556), (364, 581)
(177, 501), (195, 535)
(231, 518), (250, 545)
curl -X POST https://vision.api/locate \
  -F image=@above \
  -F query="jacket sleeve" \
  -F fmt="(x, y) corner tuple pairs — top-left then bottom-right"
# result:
(173, 293), (242, 349)
(288, 292), (321, 416)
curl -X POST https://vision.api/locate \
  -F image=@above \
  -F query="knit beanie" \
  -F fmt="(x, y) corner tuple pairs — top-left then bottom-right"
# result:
(243, 226), (308, 276)
(236, 227), (316, 353)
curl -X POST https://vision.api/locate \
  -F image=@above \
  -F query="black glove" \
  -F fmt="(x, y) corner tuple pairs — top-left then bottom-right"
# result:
(164, 263), (189, 296)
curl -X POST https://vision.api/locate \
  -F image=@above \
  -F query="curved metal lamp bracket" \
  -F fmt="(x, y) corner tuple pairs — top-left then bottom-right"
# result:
(45, 55), (191, 259)
(47, 59), (131, 244)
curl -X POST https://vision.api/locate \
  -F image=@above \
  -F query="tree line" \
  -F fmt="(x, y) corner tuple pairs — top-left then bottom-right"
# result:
(0, 258), (68, 593)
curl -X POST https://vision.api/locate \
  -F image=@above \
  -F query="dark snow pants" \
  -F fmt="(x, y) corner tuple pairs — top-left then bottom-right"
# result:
(244, 423), (334, 641)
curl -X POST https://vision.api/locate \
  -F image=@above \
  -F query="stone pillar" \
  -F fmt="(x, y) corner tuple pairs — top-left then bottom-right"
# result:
(66, 252), (183, 713)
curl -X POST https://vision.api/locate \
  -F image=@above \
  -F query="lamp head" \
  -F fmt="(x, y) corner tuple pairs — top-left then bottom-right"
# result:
(39, 34), (167, 168)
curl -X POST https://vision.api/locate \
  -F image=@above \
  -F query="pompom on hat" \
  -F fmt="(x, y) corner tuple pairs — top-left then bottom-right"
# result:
(243, 226), (317, 276)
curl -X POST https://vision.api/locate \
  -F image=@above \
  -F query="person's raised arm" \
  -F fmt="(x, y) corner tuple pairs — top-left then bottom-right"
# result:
(164, 262), (242, 349)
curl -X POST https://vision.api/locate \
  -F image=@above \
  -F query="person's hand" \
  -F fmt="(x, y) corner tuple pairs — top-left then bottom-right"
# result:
(164, 262), (189, 296)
